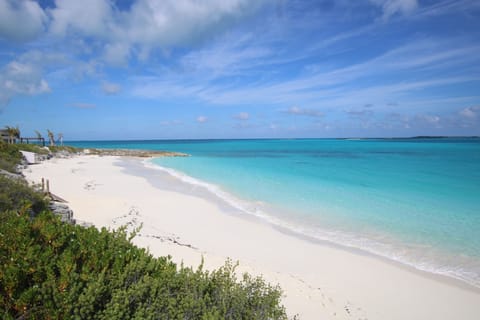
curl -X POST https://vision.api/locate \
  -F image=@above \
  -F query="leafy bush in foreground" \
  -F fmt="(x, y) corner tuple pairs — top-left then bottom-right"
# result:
(0, 141), (286, 319)
(0, 210), (286, 319)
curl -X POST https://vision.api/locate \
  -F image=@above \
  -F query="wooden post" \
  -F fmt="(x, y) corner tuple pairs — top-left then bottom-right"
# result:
(46, 180), (50, 193)
(41, 178), (45, 192)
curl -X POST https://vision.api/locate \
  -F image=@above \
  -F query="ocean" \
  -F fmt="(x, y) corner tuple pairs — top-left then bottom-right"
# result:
(68, 138), (480, 288)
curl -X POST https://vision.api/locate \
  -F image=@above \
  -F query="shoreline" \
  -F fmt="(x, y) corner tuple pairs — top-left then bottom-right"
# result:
(23, 154), (480, 319)
(139, 157), (480, 293)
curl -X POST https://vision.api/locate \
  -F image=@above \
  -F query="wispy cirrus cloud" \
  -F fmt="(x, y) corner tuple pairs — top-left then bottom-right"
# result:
(285, 106), (323, 118)
(412, 0), (480, 19)
(1, 0), (479, 138)
(131, 39), (480, 114)
(369, 0), (418, 19)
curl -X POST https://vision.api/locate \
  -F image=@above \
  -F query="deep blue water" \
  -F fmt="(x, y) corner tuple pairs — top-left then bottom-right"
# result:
(68, 138), (480, 287)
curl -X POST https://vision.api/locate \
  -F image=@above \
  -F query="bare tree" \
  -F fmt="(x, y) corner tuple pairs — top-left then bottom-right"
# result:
(57, 133), (64, 146)
(47, 129), (55, 146)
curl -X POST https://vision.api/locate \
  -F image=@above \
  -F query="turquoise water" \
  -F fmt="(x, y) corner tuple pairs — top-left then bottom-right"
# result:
(69, 138), (480, 287)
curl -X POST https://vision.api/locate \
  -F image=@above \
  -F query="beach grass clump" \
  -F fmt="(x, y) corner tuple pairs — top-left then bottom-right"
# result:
(0, 192), (286, 319)
(12, 143), (50, 155)
(48, 145), (81, 154)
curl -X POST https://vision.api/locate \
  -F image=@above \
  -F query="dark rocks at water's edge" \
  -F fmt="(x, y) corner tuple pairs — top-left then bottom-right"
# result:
(17, 146), (188, 166)
(83, 148), (189, 158)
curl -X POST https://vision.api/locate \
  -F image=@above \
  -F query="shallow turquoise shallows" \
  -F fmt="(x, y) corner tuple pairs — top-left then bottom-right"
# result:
(69, 138), (480, 287)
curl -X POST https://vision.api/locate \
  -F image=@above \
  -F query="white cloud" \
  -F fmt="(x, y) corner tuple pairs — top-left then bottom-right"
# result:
(0, 50), (67, 107)
(197, 116), (208, 123)
(47, 0), (268, 65)
(286, 106), (323, 118)
(369, 0), (418, 19)
(234, 112), (250, 120)
(425, 115), (440, 124)
(459, 106), (480, 119)
(73, 60), (101, 80)
(416, 114), (441, 127)
(103, 42), (131, 66)
(124, 0), (265, 46)
(102, 82), (121, 95)
(0, 60), (50, 106)
(48, 0), (113, 38)
(0, 0), (47, 41)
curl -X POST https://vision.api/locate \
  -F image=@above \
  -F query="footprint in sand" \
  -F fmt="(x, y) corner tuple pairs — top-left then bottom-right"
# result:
(84, 180), (101, 190)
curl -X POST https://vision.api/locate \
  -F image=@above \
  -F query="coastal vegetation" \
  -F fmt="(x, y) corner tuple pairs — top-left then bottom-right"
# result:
(0, 140), (49, 173)
(0, 141), (23, 173)
(3, 126), (20, 144)
(0, 142), (287, 320)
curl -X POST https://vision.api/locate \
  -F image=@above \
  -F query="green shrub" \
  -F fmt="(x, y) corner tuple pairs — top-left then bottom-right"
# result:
(0, 141), (51, 173)
(0, 141), (22, 173)
(0, 142), (285, 319)
(0, 176), (48, 215)
(0, 210), (286, 320)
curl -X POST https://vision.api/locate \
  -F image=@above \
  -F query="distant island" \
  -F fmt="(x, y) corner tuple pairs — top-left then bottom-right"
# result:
(339, 136), (480, 140)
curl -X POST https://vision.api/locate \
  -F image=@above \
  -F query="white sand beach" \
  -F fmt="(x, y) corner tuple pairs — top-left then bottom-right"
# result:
(23, 155), (480, 320)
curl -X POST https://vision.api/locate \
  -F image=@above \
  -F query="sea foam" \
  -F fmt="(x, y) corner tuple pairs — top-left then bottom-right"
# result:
(144, 158), (480, 289)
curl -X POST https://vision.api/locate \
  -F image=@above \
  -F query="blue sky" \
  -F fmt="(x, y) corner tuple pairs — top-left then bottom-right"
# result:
(0, 0), (479, 140)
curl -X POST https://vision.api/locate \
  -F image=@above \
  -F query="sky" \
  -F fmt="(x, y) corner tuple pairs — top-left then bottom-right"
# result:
(0, 0), (479, 140)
